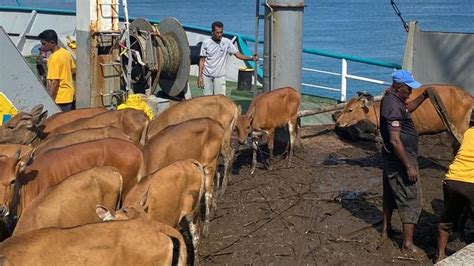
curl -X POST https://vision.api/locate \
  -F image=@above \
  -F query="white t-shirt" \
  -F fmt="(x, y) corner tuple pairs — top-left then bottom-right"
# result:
(200, 37), (239, 78)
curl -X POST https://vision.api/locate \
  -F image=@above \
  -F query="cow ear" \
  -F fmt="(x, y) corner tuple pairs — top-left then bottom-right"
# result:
(25, 150), (35, 166)
(139, 188), (149, 207)
(248, 107), (256, 122)
(96, 205), (115, 221)
(14, 149), (21, 162)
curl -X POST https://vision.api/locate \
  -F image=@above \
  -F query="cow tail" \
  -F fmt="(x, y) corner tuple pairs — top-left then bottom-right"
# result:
(169, 236), (183, 266)
(178, 218), (195, 266)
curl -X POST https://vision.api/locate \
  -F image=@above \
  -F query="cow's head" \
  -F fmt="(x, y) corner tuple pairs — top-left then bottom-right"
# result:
(0, 105), (48, 145)
(96, 189), (149, 221)
(0, 151), (24, 219)
(335, 92), (375, 128)
(235, 106), (256, 145)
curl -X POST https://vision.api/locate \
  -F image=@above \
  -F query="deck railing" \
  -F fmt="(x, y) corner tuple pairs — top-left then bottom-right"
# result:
(238, 34), (402, 102)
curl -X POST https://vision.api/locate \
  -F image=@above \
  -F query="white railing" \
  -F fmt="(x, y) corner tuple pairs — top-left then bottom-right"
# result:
(302, 58), (394, 102)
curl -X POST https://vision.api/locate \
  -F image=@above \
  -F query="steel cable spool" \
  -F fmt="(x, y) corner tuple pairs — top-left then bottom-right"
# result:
(123, 17), (190, 97)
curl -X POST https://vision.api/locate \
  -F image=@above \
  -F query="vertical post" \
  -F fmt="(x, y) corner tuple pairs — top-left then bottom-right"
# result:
(76, 0), (94, 107)
(340, 58), (347, 102)
(122, 0), (133, 93)
(264, 0), (305, 92)
(252, 0), (260, 97)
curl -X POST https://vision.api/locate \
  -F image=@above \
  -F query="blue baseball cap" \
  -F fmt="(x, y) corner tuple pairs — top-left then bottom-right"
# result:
(391, 70), (422, 89)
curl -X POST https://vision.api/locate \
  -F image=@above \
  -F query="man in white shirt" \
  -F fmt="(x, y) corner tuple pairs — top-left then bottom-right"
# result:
(198, 21), (258, 96)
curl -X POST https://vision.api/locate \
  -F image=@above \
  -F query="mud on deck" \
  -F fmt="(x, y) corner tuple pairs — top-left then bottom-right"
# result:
(199, 125), (473, 265)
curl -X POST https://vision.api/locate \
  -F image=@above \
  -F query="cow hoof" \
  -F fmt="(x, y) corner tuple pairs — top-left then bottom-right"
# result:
(202, 224), (210, 238)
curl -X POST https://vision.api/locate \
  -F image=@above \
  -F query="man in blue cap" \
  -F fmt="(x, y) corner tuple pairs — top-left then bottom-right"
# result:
(378, 70), (431, 259)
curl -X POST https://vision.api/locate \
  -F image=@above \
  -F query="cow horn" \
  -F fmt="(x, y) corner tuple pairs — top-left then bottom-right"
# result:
(357, 91), (374, 100)
(14, 149), (21, 161)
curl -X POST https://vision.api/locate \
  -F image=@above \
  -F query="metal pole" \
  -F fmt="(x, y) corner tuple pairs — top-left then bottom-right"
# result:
(340, 59), (347, 102)
(122, 0), (133, 93)
(252, 0), (260, 97)
(264, 0), (304, 92)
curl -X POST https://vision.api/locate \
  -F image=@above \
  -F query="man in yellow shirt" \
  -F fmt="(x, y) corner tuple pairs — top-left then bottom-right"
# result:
(436, 127), (474, 262)
(38, 29), (76, 111)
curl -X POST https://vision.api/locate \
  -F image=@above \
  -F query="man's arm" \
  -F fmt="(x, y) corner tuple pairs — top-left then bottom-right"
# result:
(197, 56), (205, 88)
(406, 89), (429, 112)
(389, 129), (418, 182)
(234, 52), (258, 62)
(47, 79), (60, 100)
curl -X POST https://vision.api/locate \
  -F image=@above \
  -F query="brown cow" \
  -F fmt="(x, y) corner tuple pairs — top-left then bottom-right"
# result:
(235, 87), (301, 174)
(0, 138), (143, 233)
(0, 218), (187, 265)
(335, 85), (473, 143)
(146, 95), (240, 195)
(97, 159), (205, 264)
(143, 118), (224, 236)
(41, 107), (107, 133)
(13, 166), (123, 235)
(46, 109), (149, 145)
(34, 126), (134, 156)
(0, 105), (47, 145)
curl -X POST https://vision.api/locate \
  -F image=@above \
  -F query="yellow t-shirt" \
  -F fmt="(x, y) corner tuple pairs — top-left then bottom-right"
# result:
(47, 48), (76, 104)
(445, 128), (474, 183)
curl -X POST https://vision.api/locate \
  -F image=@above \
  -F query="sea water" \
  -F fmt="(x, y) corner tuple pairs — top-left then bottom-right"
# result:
(1, 0), (472, 99)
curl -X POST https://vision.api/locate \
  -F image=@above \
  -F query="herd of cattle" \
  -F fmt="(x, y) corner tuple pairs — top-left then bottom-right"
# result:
(0, 87), (300, 265)
(0, 84), (471, 265)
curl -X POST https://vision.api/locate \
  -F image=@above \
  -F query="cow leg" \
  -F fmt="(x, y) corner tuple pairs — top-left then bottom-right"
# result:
(179, 215), (197, 266)
(287, 119), (297, 167)
(250, 136), (258, 175)
(266, 129), (275, 171)
(186, 214), (200, 264)
(219, 145), (234, 197)
(201, 167), (212, 238)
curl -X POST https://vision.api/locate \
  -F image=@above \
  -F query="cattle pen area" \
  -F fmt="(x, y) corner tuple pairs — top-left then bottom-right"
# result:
(199, 125), (473, 265)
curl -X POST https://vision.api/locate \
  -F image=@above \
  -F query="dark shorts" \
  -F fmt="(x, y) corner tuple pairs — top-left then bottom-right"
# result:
(439, 180), (474, 230)
(58, 101), (75, 112)
(383, 154), (422, 224)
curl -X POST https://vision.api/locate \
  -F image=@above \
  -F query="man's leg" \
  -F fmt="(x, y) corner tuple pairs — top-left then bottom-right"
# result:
(202, 75), (214, 96)
(382, 207), (393, 237)
(213, 76), (226, 96)
(394, 155), (424, 257)
(381, 165), (397, 238)
(402, 223), (416, 250)
(437, 223), (450, 262)
(436, 180), (469, 262)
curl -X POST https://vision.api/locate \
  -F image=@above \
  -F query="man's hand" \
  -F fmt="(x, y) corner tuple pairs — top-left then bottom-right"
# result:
(197, 76), (204, 88)
(423, 87), (433, 99)
(251, 54), (259, 61)
(406, 165), (418, 182)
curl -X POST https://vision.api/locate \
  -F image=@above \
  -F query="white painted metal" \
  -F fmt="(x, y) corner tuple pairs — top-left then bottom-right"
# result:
(121, 0), (133, 93)
(76, 0), (93, 107)
(340, 59), (347, 101)
(0, 27), (60, 114)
